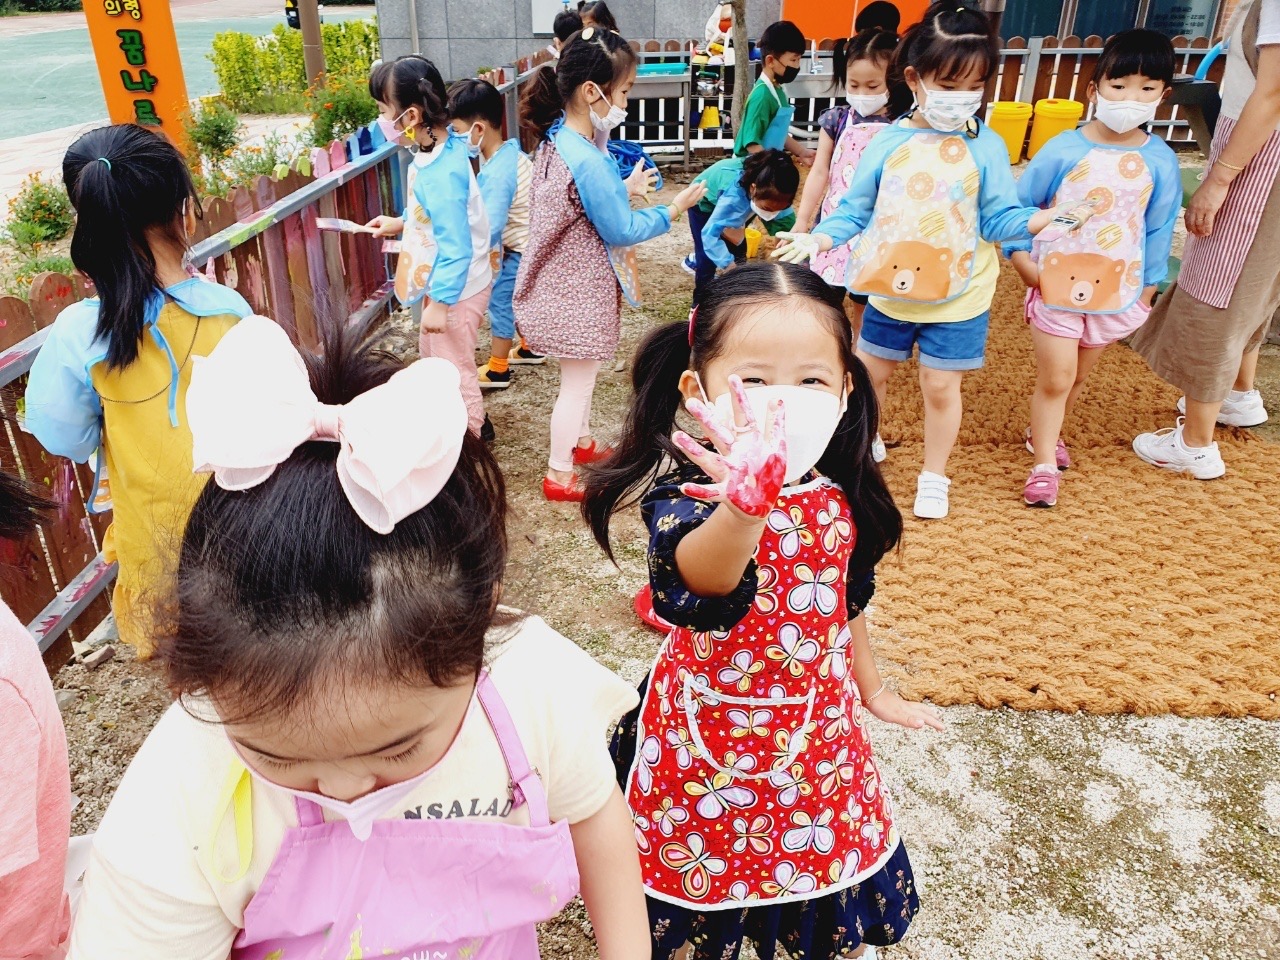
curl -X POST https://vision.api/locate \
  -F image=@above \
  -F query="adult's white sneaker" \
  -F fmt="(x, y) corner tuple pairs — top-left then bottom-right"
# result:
(913, 471), (951, 519)
(1177, 389), (1268, 428)
(1132, 418), (1226, 479)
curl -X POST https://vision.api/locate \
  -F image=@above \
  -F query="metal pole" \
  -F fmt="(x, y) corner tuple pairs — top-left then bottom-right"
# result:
(300, 0), (326, 86)
(408, 0), (420, 54)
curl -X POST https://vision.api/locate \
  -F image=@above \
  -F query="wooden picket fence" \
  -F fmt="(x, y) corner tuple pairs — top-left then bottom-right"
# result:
(0, 129), (404, 669)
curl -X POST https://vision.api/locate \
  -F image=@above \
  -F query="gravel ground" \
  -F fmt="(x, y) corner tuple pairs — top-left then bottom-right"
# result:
(52, 164), (1280, 960)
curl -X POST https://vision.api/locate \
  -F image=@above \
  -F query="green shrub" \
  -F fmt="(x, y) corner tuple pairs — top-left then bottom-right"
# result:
(227, 134), (297, 185)
(210, 19), (380, 112)
(307, 73), (378, 147)
(1, 0), (82, 11)
(185, 101), (242, 173)
(6, 174), (74, 246)
(2, 252), (76, 299)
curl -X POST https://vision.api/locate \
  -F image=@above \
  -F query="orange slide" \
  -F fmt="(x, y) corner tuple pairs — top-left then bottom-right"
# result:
(780, 0), (932, 42)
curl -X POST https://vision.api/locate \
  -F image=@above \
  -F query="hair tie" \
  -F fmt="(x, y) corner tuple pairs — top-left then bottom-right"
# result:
(687, 306), (698, 346)
(97, 157), (112, 171)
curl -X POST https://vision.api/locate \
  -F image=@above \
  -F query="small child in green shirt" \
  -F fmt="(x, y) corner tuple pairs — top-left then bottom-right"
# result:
(733, 20), (817, 164)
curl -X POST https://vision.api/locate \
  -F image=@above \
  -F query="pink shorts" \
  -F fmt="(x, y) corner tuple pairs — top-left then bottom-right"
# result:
(1025, 288), (1153, 349)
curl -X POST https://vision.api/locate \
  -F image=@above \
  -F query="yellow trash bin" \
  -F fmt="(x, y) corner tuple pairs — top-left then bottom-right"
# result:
(745, 227), (763, 258)
(988, 101), (1033, 163)
(1027, 98), (1084, 159)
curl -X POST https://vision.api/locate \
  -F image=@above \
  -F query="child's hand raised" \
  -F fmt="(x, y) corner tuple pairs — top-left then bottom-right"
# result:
(673, 375), (786, 519)
(626, 161), (659, 199)
(866, 688), (945, 732)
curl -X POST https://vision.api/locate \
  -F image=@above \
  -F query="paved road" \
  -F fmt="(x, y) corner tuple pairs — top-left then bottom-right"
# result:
(0, 7), (367, 141)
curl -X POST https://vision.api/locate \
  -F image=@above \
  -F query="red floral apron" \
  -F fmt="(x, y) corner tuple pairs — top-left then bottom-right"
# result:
(627, 478), (898, 909)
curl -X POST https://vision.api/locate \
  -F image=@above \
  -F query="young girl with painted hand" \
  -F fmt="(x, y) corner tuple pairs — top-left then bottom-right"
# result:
(774, 2), (1095, 519)
(685, 149), (799, 305)
(68, 319), (646, 960)
(516, 27), (707, 502)
(584, 262), (942, 960)
(365, 55), (494, 436)
(25, 124), (252, 656)
(793, 27), (901, 332)
(1005, 29), (1181, 508)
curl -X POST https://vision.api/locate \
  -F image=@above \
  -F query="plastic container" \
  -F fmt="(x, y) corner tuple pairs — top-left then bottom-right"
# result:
(637, 62), (687, 76)
(1027, 98), (1085, 159)
(745, 227), (763, 258)
(988, 101), (1032, 163)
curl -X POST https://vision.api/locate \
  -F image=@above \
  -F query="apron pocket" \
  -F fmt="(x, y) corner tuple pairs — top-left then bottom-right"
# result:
(682, 674), (816, 783)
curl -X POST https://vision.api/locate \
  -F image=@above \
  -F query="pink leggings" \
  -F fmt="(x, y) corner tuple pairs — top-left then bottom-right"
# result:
(419, 288), (491, 435)
(548, 358), (601, 472)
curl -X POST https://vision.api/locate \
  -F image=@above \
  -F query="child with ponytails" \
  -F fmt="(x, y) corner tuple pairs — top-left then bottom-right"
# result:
(25, 124), (252, 655)
(584, 262), (942, 960)
(793, 27), (901, 334)
(516, 27), (706, 502)
(366, 55), (493, 437)
(775, 2), (1095, 518)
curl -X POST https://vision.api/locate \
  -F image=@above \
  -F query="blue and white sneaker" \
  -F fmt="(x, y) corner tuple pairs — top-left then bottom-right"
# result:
(681, 253), (697, 276)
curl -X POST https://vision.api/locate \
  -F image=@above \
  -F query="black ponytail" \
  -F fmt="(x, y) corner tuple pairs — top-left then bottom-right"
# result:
(63, 124), (198, 371)
(584, 262), (902, 573)
(520, 27), (637, 141)
(831, 27), (900, 95)
(0, 468), (52, 542)
(386, 54), (449, 131)
(739, 148), (799, 203)
(582, 321), (691, 561)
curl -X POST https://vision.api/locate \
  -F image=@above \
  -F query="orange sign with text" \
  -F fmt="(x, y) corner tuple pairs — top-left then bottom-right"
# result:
(781, 0), (931, 41)
(83, 0), (190, 151)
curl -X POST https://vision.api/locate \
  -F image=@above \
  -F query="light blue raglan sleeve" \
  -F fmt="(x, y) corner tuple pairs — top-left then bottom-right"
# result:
(1003, 135), (1074, 258)
(24, 301), (104, 463)
(477, 145), (517, 251)
(702, 185), (752, 269)
(417, 152), (476, 305)
(975, 127), (1038, 244)
(1141, 143), (1183, 286)
(564, 131), (671, 247)
(811, 127), (895, 246)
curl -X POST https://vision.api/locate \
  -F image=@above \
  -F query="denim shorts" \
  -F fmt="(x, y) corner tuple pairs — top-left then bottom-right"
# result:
(857, 301), (991, 371)
(488, 250), (521, 340)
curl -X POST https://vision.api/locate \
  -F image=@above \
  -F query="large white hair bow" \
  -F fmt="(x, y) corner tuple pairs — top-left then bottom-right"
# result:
(187, 315), (467, 533)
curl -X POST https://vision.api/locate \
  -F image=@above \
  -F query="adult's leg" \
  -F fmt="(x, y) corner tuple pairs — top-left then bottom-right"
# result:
(919, 366), (965, 476)
(1181, 398), (1223, 449)
(547, 357), (602, 482)
(1235, 346), (1261, 393)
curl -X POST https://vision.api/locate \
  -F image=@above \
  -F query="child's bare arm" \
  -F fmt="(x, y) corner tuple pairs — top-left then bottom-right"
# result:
(571, 789), (650, 960)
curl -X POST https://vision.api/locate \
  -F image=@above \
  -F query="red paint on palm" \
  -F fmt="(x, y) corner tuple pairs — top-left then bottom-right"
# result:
(677, 376), (787, 518)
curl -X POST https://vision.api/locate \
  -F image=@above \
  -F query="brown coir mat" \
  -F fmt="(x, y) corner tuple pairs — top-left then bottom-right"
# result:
(869, 264), (1280, 719)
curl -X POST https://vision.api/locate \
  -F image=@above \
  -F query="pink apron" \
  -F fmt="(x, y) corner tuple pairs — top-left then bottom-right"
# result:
(811, 112), (888, 287)
(230, 674), (580, 960)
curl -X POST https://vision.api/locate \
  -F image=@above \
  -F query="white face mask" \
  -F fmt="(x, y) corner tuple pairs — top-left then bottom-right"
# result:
(916, 83), (984, 132)
(587, 83), (628, 132)
(847, 91), (889, 116)
(750, 201), (782, 222)
(464, 124), (483, 159)
(238, 755), (433, 842)
(709, 385), (846, 484)
(1093, 94), (1158, 134)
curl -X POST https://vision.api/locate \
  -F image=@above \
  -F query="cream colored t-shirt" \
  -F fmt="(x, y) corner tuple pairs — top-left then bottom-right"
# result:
(67, 616), (637, 960)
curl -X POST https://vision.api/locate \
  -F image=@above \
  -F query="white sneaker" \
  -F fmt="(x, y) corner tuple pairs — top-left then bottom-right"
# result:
(1177, 390), (1269, 428)
(681, 253), (697, 276)
(871, 434), (887, 463)
(1132, 417), (1226, 479)
(914, 471), (951, 519)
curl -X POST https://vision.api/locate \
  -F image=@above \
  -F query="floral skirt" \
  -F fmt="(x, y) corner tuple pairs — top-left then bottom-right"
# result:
(611, 678), (920, 960)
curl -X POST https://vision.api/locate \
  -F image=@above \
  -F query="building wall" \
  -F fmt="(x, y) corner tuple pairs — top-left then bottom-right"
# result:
(375, 0), (783, 80)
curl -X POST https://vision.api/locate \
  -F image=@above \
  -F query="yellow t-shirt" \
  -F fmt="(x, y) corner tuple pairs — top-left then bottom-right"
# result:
(68, 616), (638, 960)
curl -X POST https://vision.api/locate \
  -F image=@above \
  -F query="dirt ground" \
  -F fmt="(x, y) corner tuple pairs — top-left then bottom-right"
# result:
(52, 168), (1280, 960)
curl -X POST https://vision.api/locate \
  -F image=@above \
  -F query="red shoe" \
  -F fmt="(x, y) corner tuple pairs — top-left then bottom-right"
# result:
(634, 584), (674, 633)
(572, 440), (613, 466)
(542, 475), (584, 503)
